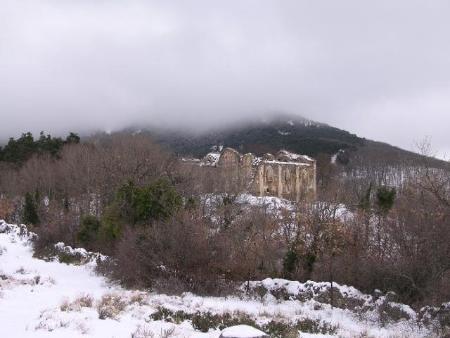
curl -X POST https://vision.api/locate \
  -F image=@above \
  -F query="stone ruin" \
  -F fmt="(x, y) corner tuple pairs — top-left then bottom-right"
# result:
(183, 147), (316, 202)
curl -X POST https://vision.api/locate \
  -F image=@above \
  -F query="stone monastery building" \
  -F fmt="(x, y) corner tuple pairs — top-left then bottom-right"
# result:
(189, 148), (316, 202)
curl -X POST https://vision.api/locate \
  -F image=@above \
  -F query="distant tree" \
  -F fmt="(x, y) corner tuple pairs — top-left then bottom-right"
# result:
(0, 131), (80, 166)
(36, 131), (64, 157)
(65, 132), (80, 144)
(282, 248), (298, 277)
(358, 183), (373, 211)
(23, 192), (39, 225)
(77, 215), (101, 247)
(375, 186), (396, 214)
(1, 133), (35, 164)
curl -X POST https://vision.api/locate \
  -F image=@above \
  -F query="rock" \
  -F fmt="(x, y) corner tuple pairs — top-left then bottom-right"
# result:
(219, 325), (269, 338)
(385, 291), (399, 303)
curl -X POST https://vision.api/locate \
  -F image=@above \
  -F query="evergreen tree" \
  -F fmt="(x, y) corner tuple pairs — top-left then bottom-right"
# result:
(77, 215), (101, 247)
(23, 192), (39, 225)
(0, 131), (78, 165)
(376, 186), (396, 214)
(65, 132), (80, 144)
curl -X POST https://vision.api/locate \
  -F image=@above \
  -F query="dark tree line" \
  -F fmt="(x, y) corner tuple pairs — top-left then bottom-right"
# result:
(0, 131), (80, 165)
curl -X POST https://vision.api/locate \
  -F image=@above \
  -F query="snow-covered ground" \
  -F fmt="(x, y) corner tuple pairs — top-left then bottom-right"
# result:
(0, 220), (437, 337)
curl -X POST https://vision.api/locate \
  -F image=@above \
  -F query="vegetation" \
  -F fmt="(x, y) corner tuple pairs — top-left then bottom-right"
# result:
(22, 192), (39, 225)
(0, 131), (79, 166)
(149, 307), (337, 336)
(151, 117), (364, 158)
(0, 131), (448, 310)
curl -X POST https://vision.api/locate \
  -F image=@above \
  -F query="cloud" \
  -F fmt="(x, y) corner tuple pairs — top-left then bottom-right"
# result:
(1, 0), (449, 157)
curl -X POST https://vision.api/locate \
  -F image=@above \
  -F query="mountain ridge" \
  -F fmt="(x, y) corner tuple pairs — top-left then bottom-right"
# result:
(128, 114), (447, 169)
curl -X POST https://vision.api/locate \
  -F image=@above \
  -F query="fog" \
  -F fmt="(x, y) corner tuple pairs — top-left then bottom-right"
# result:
(1, 0), (449, 158)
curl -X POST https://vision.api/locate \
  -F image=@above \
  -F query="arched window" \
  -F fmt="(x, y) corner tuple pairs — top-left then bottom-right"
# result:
(266, 166), (274, 182)
(284, 168), (291, 193)
(284, 168), (291, 182)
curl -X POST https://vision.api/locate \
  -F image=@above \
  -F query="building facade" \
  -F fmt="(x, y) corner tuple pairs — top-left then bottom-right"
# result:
(189, 148), (316, 202)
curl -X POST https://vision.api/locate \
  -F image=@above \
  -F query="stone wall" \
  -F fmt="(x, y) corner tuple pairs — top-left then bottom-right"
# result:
(183, 148), (316, 202)
(253, 161), (316, 201)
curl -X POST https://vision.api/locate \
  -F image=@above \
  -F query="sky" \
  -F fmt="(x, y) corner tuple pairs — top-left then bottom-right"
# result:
(1, 0), (449, 159)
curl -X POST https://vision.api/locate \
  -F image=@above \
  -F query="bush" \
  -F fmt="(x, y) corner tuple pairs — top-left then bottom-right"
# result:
(0, 198), (14, 221)
(97, 293), (126, 319)
(23, 192), (39, 225)
(60, 294), (94, 312)
(150, 307), (257, 333)
(77, 215), (100, 247)
(114, 179), (182, 225)
(375, 186), (396, 214)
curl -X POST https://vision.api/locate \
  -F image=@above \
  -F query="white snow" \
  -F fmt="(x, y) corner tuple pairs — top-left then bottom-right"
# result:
(264, 160), (310, 166)
(331, 154), (338, 164)
(0, 220), (435, 337)
(219, 325), (267, 337)
(201, 152), (221, 166)
(235, 193), (296, 211)
(275, 150), (314, 163)
(53, 241), (108, 264)
(277, 130), (291, 136)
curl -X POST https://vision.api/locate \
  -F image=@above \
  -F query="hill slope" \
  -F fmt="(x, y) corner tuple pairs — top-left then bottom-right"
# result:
(137, 114), (447, 168)
(0, 221), (437, 338)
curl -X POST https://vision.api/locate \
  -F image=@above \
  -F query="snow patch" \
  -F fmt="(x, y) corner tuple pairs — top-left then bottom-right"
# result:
(202, 152), (221, 166)
(220, 325), (267, 337)
(277, 129), (291, 136)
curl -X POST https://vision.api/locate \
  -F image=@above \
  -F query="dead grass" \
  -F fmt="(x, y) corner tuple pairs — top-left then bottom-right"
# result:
(60, 294), (94, 312)
(97, 293), (127, 319)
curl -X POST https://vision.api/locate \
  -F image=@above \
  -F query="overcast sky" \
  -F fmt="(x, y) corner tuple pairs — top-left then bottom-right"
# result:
(1, 0), (449, 158)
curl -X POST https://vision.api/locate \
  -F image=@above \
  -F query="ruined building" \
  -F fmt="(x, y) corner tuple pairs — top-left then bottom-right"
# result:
(184, 148), (316, 201)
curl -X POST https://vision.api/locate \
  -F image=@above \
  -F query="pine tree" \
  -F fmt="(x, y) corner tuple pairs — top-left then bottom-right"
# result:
(65, 132), (80, 144)
(23, 192), (39, 225)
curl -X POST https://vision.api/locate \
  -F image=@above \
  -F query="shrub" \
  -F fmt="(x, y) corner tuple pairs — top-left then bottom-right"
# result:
(0, 198), (13, 221)
(75, 294), (94, 308)
(114, 179), (182, 226)
(77, 215), (100, 247)
(97, 293), (126, 319)
(23, 192), (39, 225)
(283, 249), (298, 276)
(295, 318), (338, 335)
(60, 294), (94, 312)
(375, 186), (396, 214)
(150, 307), (258, 333)
(150, 307), (191, 324)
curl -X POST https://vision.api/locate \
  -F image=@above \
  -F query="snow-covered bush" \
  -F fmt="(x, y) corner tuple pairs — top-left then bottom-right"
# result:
(60, 294), (94, 312)
(97, 293), (127, 319)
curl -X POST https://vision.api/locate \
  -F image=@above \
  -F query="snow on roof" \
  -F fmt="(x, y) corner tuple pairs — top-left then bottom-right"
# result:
(277, 149), (314, 163)
(252, 156), (262, 166)
(194, 148), (314, 167)
(220, 325), (268, 338)
(181, 157), (201, 162)
(300, 154), (314, 162)
(264, 160), (310, 166)
(201, 152), (221, 166)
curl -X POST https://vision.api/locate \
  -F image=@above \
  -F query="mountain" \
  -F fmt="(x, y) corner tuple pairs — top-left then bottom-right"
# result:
(134, 114), (447, 169)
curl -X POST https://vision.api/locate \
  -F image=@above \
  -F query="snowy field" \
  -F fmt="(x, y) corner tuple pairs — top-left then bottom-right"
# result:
(0, 220), (438, 337)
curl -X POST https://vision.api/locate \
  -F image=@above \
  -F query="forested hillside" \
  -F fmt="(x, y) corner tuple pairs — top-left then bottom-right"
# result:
(136, 114), (447, 173)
